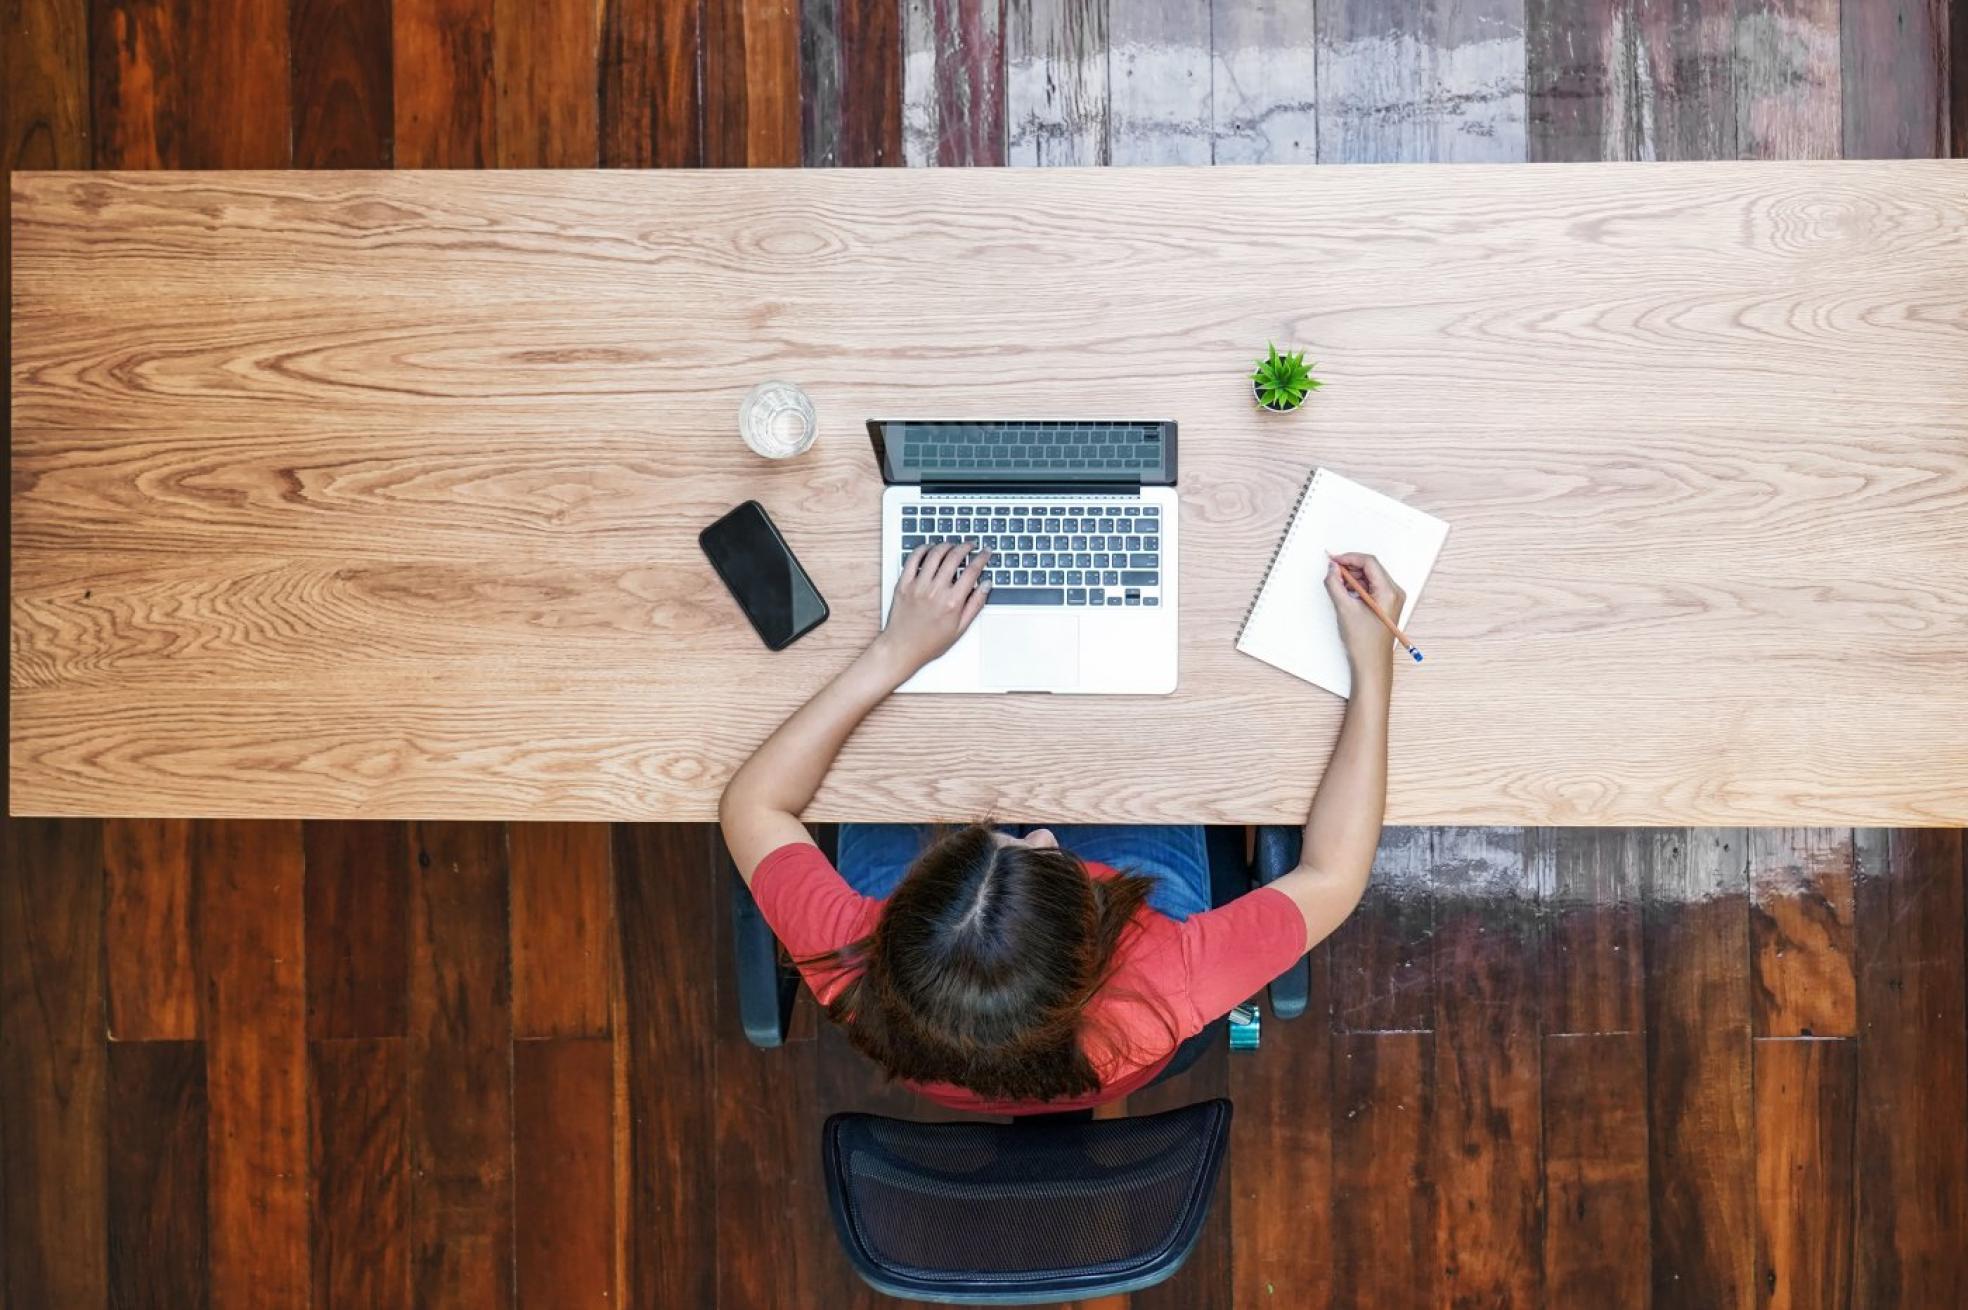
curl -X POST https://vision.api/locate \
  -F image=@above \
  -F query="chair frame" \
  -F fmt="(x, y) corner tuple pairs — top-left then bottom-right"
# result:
(819, 1099), (1234, 1306)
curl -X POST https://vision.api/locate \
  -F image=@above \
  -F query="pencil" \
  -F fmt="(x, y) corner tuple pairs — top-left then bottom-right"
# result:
(1328, 553), (1425, 664)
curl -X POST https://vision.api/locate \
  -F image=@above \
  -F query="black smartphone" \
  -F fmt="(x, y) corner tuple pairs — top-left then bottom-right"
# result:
(698, 500), (830, 651)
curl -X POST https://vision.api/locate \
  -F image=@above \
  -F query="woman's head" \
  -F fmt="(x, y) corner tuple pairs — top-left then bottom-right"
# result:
(810, 824), (1156, 1102)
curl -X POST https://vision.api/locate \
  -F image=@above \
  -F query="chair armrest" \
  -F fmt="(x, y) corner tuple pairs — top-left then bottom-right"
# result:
(727, 860), (799, 1048)
(1202, 825), (1253, 911)
(1252, 826), (1310, 1021)
(1253, 825), (1303, 885)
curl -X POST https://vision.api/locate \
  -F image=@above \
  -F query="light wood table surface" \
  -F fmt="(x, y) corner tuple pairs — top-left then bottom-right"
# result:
(11, 163), (1967, 825)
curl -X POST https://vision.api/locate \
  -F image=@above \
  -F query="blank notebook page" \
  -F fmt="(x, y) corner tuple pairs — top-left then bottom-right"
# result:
(1235, 468), (1451, 699)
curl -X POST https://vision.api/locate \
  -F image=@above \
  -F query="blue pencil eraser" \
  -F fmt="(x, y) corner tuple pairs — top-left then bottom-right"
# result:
(1410, 649), (1424, 662)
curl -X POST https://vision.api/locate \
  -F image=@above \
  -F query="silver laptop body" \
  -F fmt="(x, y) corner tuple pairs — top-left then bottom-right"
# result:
(870, 419), (1179, 694)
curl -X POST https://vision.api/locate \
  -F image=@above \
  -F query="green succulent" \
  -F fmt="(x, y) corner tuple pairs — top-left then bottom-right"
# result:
(1251, 343), (1321, 411)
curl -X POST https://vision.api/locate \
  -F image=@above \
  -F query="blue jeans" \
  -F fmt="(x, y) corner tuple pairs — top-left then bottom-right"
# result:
(836, 824), (1212, 921)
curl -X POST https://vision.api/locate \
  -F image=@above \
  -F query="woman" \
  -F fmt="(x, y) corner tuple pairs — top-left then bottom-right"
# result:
(719, 541), (1403, 1114)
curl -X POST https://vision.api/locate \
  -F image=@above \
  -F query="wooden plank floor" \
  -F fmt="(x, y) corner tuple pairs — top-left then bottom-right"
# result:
(5, 2), (1965, 1306)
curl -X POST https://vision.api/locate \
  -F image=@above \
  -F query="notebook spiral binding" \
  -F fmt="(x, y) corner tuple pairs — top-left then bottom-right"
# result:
(1235, 466), (1324, 643)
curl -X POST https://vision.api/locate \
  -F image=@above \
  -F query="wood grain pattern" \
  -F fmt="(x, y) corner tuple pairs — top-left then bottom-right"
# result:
(1527, 0), (1622, 161)
(1954, 0), (1967, 159)
(304, 819), (411, 1039)
(1754, 1038), (1856, 1310)
(1317, 0), (1528, 163)
(1645, 829), (1755, 1310)
(0, 819), (107, 1307)
(1228, 943), (1333, 1310)
(1431, 827), (1542, 1306)
(1631, 0), (1737, 160)
(107, 1040), (209, 1308)
(8, 0), (90, 173)
(395, 0), (496, 167)
(612, 975), (630, 1310)
(900, 0), (938, 166)
(196, 818), (310, 1310)
(1542, 1032), (1649, 1308)
(801, 0), (900, 167)
(1331, 1032), (1437, 1309)
(1528, 0), (1745, 162)
(514, 1037), (615, 1308)
(12, 163), (1968, 826)
(839, 0), (903, 166)
(1329, 826), (1432, 1032)
(602, 0), (703, 167)
(800, 0), (843, 165)
(616, 823), (719, 1308)
(312, 1038), (411, 1310)
(1109, 0), (1212, 165)
(5, 0), (87, 502)
(1735, 0), (1840, 160)
(902, 0), (1005, 166)
(104, 816), (197, 1040)
(1749, 827), (1855, 1038)
(1007, 0), (1108, 164)
(194, 0), (294, 166)
(5, 9), (86, 819)
(1212, 0), (1320, 164)
(1852, 827), (1968, 1308)
(88, 0), (187, 169)
(511, 821), (614, 1038)
(89, 0), (292, 169)
(291, 0), (396, 167)
(1544, 826), (1646, 1034)
(407, 820), (514, 1307)
(705, 0), (802, 167)
(494, 0), (600, 167)
(1840, 0), (1949, 159)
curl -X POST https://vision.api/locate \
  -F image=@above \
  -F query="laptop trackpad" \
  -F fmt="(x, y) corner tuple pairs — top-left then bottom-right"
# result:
(982, 615), (1079, 690)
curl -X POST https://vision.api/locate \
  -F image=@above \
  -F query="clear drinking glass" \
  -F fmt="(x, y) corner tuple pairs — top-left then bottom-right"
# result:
(739, 381), (818, 459)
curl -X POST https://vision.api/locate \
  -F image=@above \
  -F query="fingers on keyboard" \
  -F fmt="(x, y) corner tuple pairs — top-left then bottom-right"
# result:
(904, 503), (1161, 602)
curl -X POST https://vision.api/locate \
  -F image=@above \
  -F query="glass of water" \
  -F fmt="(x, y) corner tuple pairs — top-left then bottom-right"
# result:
(739, 381), (818, 460)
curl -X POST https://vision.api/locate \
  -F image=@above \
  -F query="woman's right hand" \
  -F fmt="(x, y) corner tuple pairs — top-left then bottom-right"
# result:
(1325, 552), (1405, 688)
(873, 541), (992, 673)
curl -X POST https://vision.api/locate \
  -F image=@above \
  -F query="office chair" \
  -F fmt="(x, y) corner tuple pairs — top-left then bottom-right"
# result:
(822, 1099), (1231, 1303)
(726, 824), (1308, 1305)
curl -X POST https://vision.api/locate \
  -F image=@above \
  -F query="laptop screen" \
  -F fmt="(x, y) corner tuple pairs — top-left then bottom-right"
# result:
(868, 420), (1177, 486)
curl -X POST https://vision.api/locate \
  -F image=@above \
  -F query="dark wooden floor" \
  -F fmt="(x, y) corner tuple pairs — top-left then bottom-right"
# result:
(5, 2), (1966, 1307)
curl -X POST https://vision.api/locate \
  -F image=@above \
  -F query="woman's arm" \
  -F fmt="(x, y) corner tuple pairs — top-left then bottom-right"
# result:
(719, 541), (992, 880)
(1267, 553), (1404, 952)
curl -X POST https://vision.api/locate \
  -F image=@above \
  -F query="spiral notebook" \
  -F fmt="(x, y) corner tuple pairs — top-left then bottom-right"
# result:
(1235, 468), (1451, 698)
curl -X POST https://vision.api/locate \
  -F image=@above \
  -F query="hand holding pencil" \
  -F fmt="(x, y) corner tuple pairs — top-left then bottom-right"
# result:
(1324, 552), (1416, 676)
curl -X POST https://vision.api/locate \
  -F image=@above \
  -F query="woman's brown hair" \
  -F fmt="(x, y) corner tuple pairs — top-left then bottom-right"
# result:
(803, 824), (1162, 1102)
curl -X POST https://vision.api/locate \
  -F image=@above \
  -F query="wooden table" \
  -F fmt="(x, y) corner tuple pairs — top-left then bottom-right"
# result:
(11, 163), (1967, 826)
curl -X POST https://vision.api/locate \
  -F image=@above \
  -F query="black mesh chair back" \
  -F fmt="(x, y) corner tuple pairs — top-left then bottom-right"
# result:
(822, 1099), (1232, 1305)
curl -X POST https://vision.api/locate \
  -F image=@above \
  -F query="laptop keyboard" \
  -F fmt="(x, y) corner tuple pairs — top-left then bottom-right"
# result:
(899, 420), (1166, 478)
(900, 500), (1162, 608)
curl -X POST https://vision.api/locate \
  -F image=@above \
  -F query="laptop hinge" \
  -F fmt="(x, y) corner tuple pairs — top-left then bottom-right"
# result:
(919, 480), (1141, 497)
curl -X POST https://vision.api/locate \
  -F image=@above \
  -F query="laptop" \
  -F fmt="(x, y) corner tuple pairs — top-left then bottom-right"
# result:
(870, 419), (1179, 694)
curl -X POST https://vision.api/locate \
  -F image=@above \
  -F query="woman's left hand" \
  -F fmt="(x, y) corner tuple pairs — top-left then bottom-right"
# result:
(874, 541), (992, 672)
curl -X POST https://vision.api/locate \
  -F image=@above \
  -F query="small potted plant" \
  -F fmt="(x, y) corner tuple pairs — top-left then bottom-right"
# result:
(1250, 343), (1321, 413)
